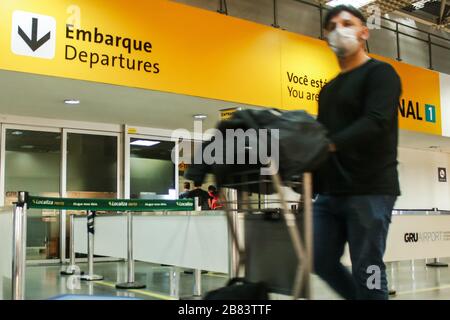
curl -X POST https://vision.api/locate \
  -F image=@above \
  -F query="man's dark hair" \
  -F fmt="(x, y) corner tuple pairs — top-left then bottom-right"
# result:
(194, 181), (202, 188)
(208, 185), (217, 192)
(184, 181), (191, 190)
(324, 5), (367, 29)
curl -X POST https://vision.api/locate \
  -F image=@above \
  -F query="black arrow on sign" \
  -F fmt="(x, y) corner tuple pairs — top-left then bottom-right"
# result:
(18, 17), (51, 52)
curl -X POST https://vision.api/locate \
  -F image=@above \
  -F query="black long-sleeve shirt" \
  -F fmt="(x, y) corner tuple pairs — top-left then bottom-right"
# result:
(314, 58), (402, 195)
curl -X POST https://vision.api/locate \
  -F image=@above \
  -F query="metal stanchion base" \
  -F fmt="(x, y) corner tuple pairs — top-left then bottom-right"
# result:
(184, 270), (208, 275)
(426, 262), (449, 267)
(80, 274), (104, 281)
(180, 295), (202, 300)
(60, 265), (84, 276)
(115, 282), (146, 289)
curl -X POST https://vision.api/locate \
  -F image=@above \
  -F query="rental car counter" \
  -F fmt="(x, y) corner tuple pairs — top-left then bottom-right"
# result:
(73, 211), (233, 273)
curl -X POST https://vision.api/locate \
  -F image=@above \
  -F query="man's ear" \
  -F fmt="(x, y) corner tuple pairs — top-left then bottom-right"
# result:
(360, 25), (370, 41)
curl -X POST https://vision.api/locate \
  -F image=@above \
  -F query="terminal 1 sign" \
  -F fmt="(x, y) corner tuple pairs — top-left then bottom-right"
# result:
(0, 0), (447, 136)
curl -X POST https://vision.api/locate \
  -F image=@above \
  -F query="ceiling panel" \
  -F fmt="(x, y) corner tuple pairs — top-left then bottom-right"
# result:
(319, 0), (449, 27)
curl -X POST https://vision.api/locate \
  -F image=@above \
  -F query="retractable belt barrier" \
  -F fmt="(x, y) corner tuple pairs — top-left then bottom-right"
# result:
(27, 196), (195, 211)
(11, 192), (195, 300)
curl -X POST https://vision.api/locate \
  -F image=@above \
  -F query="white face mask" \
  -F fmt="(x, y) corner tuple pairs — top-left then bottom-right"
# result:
(327, 27), (361, 58)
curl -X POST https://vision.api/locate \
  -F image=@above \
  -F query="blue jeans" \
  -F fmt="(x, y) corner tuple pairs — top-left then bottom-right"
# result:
(313, 195), (396, 300)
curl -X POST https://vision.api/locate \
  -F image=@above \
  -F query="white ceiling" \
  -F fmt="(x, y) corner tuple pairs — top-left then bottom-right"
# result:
(0, 70), (253, 132)
(0, 69), (449, 153)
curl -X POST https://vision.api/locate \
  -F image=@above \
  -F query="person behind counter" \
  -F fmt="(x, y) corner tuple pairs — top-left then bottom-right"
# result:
(208, 185), (223, 210)
(179, 181), (191, 199)
(184, 181), (210, 210)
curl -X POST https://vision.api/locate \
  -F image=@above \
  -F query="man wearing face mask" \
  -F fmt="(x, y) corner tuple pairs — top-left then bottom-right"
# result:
(313, 5), (402, 300)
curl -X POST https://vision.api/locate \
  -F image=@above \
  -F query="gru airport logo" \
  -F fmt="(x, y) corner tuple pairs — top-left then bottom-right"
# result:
(398, 99), (436, 124)
(404, 231), (450, 243)
(11, 11), (56, 59)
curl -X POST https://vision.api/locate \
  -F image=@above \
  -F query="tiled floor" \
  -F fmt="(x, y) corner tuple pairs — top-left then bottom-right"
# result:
(13, 258), (450, 300)
(312, 258), (450, 300)
(23, 261), (228, 300)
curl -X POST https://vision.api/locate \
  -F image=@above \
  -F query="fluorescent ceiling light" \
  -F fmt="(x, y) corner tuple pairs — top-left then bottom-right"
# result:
(130, 140), (160, 147)
(327, 0), (375, 8)
(64, 99), (80, 105)
(21, 145), (34, 149)
(11, 131), (23, 135)
(193, 114), (207, 120)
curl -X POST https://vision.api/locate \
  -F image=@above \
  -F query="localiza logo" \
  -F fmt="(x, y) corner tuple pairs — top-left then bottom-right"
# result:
(11, 10), (56, 59)
(108, 201), (128, 206)
(176, 201), (194, 206)
(32, 199), (54, 205)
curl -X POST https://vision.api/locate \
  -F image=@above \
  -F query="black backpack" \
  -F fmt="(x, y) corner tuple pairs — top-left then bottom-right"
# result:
(203, 278), (269, 300)
(185, 109), (329, 194)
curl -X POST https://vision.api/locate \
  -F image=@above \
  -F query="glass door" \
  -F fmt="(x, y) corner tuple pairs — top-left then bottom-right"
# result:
(2, 125), (61, 261)
(65, 130), (119, 199)
(125, 135), (177, 199)
(63, 129), (120, 260)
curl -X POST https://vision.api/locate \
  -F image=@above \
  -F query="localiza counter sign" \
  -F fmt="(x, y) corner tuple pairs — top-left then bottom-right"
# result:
(28, 196), (194, 211)
(11, 10), (160, 74)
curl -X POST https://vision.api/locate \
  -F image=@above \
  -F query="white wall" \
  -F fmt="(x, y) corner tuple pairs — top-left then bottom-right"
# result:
(396, 147), (450, 210)
(441, 73), (450, 138)
(0, 210), (13, 300)
(260, 147), (450, 211)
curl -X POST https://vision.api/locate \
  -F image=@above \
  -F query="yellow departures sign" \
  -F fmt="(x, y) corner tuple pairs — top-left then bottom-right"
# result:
(0, 0), (443, 136)
(0, 0), (283, 109)
(373, 54), (442, 136)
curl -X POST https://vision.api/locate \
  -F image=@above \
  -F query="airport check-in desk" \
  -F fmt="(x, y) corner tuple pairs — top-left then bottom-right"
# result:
(73, 211), (234, 273)
(341, 210), (450, 266)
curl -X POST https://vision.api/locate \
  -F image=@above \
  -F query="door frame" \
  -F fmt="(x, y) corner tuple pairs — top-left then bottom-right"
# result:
(124, 131), (179, 199)
(0, 124), (62, 264)
(61, 128), (122, 262)
(0, 124), (123, 263)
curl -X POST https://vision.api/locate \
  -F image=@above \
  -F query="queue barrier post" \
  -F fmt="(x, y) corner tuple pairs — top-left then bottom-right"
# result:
(80, 210), (103, 281)
(426, 258), (449, 268)
(179, 197), (203, 300)
(192, 197), (202, 297)
(61, 213), (84, 276)
(223, 188), (239, 279)
(169, 267), (181, 298)
(12, 191), (28, 300)
(116, 211), (146, 289)
(425, 208), (449, 268)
